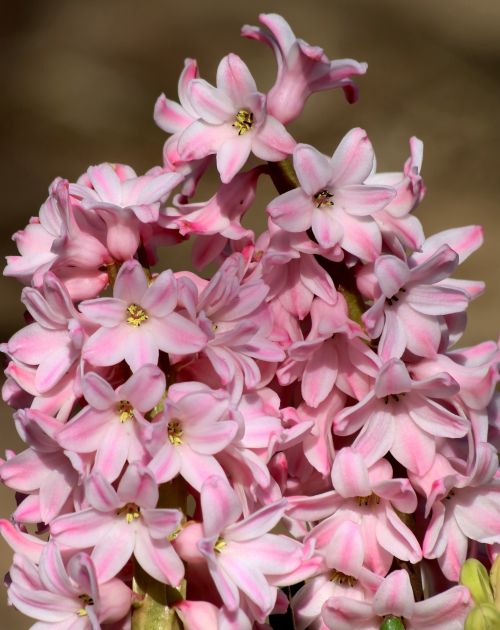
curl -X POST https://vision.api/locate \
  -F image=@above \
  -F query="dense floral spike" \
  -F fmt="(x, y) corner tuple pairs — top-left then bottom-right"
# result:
(1, 11), (498, 630)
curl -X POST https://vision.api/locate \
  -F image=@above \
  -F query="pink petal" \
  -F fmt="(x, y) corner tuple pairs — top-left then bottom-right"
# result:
(93, 422), (129, 482)
(179, 447), (228, 492)
(119, 365), (166, 412)
(412, 585), (471, 628)
(375, 359), (412, 398)
(35, 344), (75, 393)
(88, 163), (122, 204)
(373, 569), (415, 618)
(336, 184), (395, 214)
(331, 448), (370, 498)
(201, 476), (242, 537)
(378, 309), (407, 361)
(189, 79), (234, 124)
(374, 256), (410, 298)
(141, 270), (177, 317)
(57, 408), (109, 452)
(293, 144), (333, 196)
(407, 395), (469, 438)
(118, 463), (158, 508)
(336, 209), (381, 261)
(351, 408), (395, 467)
(216, 53), (257, 104)
(330, 127), (375, 186)
(302, 340), (338, 408)
(217, 135), (252, 184)
(92, 520), (135, 582)
(114, 260), (148, 304)
(154, 93), (193, 134)
(82, 372), (116, 409)
(218, 554), (275, 617)
(178, 120), (233, 161)
(85, 472), (122, 512)
(267, 188), (314, 232)
(141, 508), (182, 540)
(149, 312), (207, 354)
(226, 500), (287, 542)
(454, 487), (500, 543)
(311, 207), (340, 248)
(135, 525), (185, 586)
(51, 509), (112, 548)
(252, 115), (296, 160)
(405, 285), (469, 315)
(390, 417), (435, 475)
(376, 508), (422, 563)
(78, 297), (126, 327)
(83, 325), (128, 367)
(322, 598), (375, 630)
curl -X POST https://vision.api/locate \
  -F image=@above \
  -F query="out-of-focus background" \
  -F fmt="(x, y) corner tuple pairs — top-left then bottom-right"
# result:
(1, 0), (499, 626)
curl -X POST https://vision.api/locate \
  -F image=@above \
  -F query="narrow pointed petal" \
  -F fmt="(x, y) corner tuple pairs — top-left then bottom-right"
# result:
(330, 128), (375, 186)
(135, 525), (185, 586)
(216, 53), (257, 103)
(267, 188), (314, 232)
(201, 476), (242, 537)
(293, 144), (333, 195)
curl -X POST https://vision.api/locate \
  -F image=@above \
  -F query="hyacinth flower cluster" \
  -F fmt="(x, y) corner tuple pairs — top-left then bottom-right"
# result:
(1, 12), (499, 630)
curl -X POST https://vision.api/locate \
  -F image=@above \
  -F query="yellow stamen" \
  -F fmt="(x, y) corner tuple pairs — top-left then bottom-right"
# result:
(314, 189), (334, 208)
(126, 303), (149, 326)
(214, 537), (227, 553)
(168, 420), (183, 446)
(356, 493), (381, 508)
(116, 503), (141, 523)
(118, 400), (134, 422)
(330, 569), (357, 587)
(232, 109), (254, 135)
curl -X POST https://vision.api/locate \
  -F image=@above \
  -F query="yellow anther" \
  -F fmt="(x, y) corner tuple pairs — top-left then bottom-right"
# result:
(118, 400), (134, 422)
(126, 303), (149, 327)
(116, 503), (141, 523)
(330, 569), (357, 587)
(314, 189), (334, 208)
(214, 537), (227, 553)
(77, 608), (88, 617)
(356, 493), (381, 508)
(168, 420), (183, 446)
(232, 109), (254, 135)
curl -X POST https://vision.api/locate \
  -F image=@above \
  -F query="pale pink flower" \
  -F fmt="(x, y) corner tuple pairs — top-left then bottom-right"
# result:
(1, 409), (81, 525)
(287, 449), (421, 575)
(291, 520), (382, 630)
(334, 358), (469, 475)
(242, 13), (367, 123)
(146, 383), (238, 491)
(6, 272), (92, 394)
(57, 365), (166, 482)
(8, 544), (131, 629)
(80, 260), (207, 371)
(5, 178), (111, 301)
(267, 130), (396, 258)
(422, 442), (500, 580)
(178, 253), (285, 389)
(197, 476), (304, 622)
(70, 163), (183, 261)
(367, 136), (425, 252)
(51, 463), (183, 585)
(177, 53), (296, 183)
(322, 569), (471, 630)
(362, 245), (472, 360)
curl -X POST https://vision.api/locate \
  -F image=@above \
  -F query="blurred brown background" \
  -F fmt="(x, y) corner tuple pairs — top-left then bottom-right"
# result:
(1, 0), (499, 626)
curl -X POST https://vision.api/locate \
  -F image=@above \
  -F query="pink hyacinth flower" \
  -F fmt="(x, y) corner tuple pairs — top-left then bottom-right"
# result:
(57, 365), (166, 482)
(197, 475), (304, 622)
(334, 358), (469, 476)
(287, 448), (421, 576)
(70, 163), (183, 261)
(178, 53), (296, 183)
(362, 244), (471, 360)
(146, 384), (238, 491)
(8, 544), (131, 629)
(322, 569), (471, 629)
(267, 130), (395, 258)
(51, 462), (183, 585)
(241, 13), (367, 123)
(80, 260), (207, 371)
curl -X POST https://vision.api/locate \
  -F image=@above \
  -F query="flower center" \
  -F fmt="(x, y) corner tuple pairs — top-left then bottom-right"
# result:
(314, 189), (334, 208)
(76, 593), (94, 617)
(383, 393), (406, 405)
(126, 303), (149, 326)
(117, 502), (141, 523)
(330, 569), (357, 587)
(214, 536), (227, 553)
(118, 400), (134, 422)
(232, 109), (254, 135)
(168, 420), (183, 446)
(356, 493), (381, 508)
